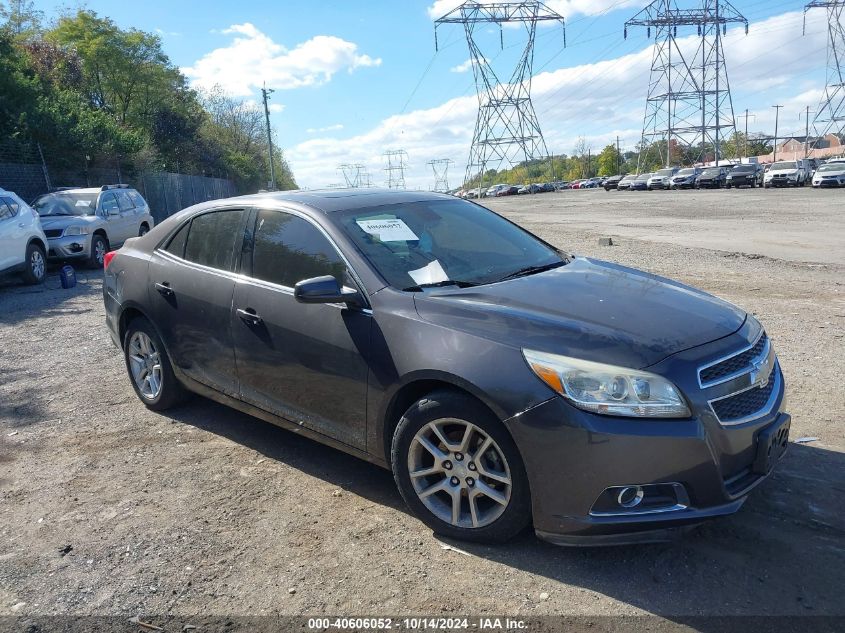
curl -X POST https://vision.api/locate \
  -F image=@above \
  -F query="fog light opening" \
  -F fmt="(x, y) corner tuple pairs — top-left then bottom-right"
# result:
(617, 486), (644, 508)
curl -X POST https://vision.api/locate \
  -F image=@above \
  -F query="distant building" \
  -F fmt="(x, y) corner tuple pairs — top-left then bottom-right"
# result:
(756, 133), (844, 163)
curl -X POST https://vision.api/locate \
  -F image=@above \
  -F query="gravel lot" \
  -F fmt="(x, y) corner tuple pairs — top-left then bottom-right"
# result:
(1, 188), (843, 626)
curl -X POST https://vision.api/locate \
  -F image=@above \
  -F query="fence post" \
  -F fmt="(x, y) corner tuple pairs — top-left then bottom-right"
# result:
(36, 142), (52, 191)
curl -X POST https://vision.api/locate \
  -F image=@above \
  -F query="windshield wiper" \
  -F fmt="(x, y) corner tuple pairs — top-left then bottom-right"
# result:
(402, 280), (479, 292)
(496, 260), (566, 283)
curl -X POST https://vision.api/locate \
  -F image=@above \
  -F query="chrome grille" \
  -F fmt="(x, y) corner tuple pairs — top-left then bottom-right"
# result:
(710, 372), (778, 423)
(699, 333), (768, 386)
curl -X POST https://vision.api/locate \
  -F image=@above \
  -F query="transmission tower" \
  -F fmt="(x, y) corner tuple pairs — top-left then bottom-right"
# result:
(383, 150), (409, 189)
(337, 163), (367, 188)
(626, 0), (747, 170)
(434, 2), (565, 188)
(805, 1), (845, 142)
(428, 158), (454, 192)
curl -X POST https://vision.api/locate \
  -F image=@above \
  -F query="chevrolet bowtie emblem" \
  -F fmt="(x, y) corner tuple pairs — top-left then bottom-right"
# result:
(750, 352), (773, 388)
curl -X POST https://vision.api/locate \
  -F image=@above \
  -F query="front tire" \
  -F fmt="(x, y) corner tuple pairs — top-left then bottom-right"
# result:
(123, 316), (186, 410)
(21, 243), (46, 285)
(391, 390), (531, 544)
(89, 234), (108, 268)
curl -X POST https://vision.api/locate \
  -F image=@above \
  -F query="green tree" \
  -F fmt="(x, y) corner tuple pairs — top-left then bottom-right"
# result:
(596, 144), (621, 176)
(0, 0), (42, 39)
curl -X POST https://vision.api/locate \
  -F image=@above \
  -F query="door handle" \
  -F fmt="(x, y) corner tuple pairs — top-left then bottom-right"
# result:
(155, 282), (174, 296)
(236, 308), (263, 325)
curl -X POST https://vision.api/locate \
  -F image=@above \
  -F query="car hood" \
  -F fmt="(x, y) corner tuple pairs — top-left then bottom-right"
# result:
(38, 215), (99, 230)
(413, 256), (746, 369)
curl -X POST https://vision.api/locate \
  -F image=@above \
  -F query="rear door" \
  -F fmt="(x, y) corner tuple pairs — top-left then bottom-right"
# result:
(147, 207), (249, 397)
(231, 208), (370, 449)
(115, 190), (139, 239)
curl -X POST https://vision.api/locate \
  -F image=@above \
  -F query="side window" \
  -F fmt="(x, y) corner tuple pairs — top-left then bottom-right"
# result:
(3, 196), (20, 216)
(100, 192), (119, 215)
(116, 191), (135, 211)
(164, 221), (190, 258)
(0, 199), (12, 221)
(251, 210), (346, 288)
(184, 209), (245, 271)
(128, 191), (146, 208)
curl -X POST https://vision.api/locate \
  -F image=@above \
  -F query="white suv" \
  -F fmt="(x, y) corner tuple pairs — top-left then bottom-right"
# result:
(0, 188), (48, 284)
(764, 160), (810, 188)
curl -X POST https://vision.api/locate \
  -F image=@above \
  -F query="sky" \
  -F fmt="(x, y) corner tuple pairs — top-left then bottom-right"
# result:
(35, 1), (836, 189)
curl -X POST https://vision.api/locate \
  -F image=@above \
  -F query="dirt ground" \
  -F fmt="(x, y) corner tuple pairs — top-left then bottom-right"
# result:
(1, 188), (843, 627)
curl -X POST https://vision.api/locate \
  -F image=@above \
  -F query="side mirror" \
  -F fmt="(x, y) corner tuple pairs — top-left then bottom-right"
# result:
(294, 275), (364, 308)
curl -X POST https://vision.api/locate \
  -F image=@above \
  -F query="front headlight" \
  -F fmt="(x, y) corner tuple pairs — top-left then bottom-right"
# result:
(522, 349), (691, 418)
(63, 226), (90, 236)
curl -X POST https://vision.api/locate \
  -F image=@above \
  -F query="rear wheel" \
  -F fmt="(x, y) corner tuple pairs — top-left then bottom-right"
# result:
(21, 243), (46, 285)
(123, 316), (186, 410)
(392, 390), (531, 543)
(139, 223), (149, 237)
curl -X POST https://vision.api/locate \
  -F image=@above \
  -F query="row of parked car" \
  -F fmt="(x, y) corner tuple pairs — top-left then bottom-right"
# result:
(0, 184), (155, 285)
(604, 157), (845, 192)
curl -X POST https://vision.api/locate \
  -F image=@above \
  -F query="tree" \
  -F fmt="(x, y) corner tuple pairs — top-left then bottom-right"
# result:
(597, 144), (621, 176)
(0, 0), (42, 39)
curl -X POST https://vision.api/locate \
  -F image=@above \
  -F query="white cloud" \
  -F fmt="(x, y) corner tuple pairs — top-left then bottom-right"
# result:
(306, 124), (345, 134)
(182, 23), (381, 96)
(450, 59), (474, 73)
(288, 9), (830, 189)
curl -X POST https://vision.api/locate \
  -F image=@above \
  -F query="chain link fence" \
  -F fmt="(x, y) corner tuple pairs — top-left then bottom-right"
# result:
(0, 139), (237, 223)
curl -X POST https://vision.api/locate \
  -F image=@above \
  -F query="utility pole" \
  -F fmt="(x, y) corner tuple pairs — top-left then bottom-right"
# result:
(616, 136), (621, 173)
(737, 109), (756, 159)
(261, 83), (277, 190)
(800, 106), (816, 158)
(772, 104), (783, 162)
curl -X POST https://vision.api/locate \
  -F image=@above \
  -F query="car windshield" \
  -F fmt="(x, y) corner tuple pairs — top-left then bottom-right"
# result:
(817, 163), (844, 172)
(336, 199), (565, 290)
(620, 175), (635, 181)
(655, 169), (674, 177)
(676, 169), (695, 176)
(732, 165), (754, 172)
(771, 161), (797, 170)
(33, 192), (98, 217)
(702, 168), (721, 175)
(635, 174), (651, 181)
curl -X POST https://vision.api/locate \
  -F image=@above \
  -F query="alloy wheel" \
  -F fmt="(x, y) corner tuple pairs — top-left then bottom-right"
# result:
(94, 239), (106, 265)
(127, 331), (163, 400)
(408, 418), (512, 529)
(30, 249), (45, 280)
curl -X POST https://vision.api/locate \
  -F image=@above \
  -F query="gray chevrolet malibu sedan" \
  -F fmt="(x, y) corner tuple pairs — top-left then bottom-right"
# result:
(103, 189), (789, 545)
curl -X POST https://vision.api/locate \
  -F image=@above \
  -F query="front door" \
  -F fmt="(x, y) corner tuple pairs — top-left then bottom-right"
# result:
(231, 208), (370, 450)
(147, 207), (249, 397)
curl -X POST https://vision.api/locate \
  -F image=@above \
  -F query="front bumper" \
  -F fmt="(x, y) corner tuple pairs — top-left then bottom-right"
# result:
(813, 179), (844, 188)
(765, 177), (799, 187)
(47, 234), (92, 259)
(727, 177), (756, 187)
(505, 322), (788, 545)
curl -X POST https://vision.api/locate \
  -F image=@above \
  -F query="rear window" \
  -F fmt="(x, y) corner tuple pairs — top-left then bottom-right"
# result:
(183, 209), (246, 271)
(0, 198), (14, 221)
(164, 222), (190, 258)
(128, 191), (146, 208)
(116, 191), (135, 211)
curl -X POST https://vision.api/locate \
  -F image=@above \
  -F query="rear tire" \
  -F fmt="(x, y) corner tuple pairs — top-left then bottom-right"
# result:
(21, 243), (46, 285)
(391, 390), (531, 544)
(123, 316), (187, 411)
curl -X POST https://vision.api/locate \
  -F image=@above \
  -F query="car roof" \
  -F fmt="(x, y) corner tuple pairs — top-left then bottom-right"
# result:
(225, 188), (459, 214)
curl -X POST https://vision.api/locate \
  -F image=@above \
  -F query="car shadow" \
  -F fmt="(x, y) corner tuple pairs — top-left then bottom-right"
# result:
(0, 265), (103, 327)
(164, 397), (844, 621)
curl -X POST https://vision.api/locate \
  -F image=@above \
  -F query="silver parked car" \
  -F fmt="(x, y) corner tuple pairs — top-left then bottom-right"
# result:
(32, 185), (155, 267)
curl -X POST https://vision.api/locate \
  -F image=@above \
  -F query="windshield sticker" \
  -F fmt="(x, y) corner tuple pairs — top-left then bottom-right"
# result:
(75, 200), (90, 207)
(408, 260), (449, 285)
(356, 218), (419, 242)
